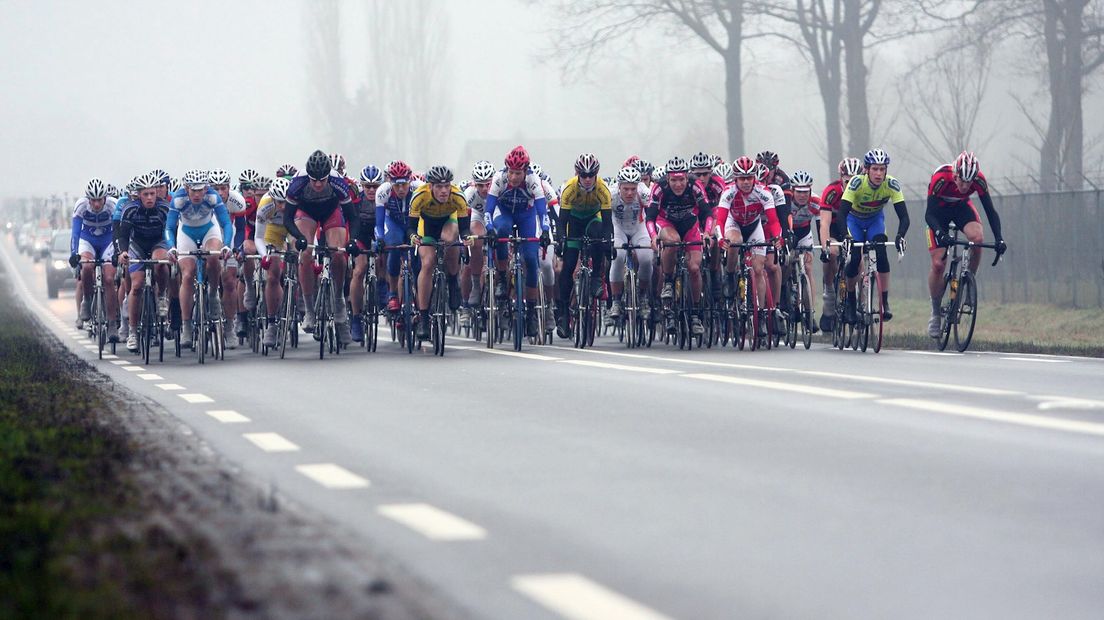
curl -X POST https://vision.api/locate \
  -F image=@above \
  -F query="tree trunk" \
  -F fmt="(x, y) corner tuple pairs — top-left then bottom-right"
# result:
(1040, 0), (1065, 187)
(842, 0), (870, 156)
(1062, 0), (1085, 189)
(724, 46), (745, 156)
(821, 77), (844, 177)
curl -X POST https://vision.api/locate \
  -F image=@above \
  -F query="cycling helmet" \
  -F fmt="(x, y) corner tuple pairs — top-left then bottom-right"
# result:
(106, 184), (120, 199)
(504, 145), (530, 171)
(360, 165), (384, 184)
(85, 178), (108, 199)
(653, 165), (667, 183)
(732, 156), (757, 178)
(471, 160), (496, 183)
(276, 163), (298, 178)
(665, 156), (689, 174)
(790, 169), (814, 189)
(755, 150), (780, 168)
(617, 166), (641, 184)
(256, 176), (272, 191)
(208, 168), (231, 185)
(151, 169), (169, 186)
(953, 151), (980, 182)
(839, 157), (863, 177)
(530, 162), (545, 177)
(137, 171), (161, 190)
(756, 163), (772, 183)
(385, 160), (412, 181)
(126, 177), (141, 196)
(169, 177), (182, 194)
(425, 165), (454, 184)
(305, 150), (332, 180)
(182, 169), (208, 188)
(575, 153), (600, 176)
(328, 152), (346, 174)
(238, 168), (263, 188)
(710, 154), (723, 168)
(714, 162), (734, 184)
(690, 151), (712, 171)
(864, 148), (891, 167)
(268, 177), (290, 202)
(633, 158), (654, 176)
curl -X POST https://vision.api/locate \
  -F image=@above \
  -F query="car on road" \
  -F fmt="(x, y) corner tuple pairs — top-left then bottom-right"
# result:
(17, 222), (34, 254)
(31, 228), (53, 262)
(46, 230), (77, 298)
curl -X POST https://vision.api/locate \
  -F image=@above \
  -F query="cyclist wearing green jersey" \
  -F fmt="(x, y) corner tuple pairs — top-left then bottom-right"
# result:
(838, 148), (909, 323)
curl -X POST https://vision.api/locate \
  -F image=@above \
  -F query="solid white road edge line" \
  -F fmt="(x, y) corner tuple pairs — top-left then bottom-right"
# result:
(684, 373), (876, 399)
(377, 503), (487, 541)
(511, 573), (673, 620)
(879, 398), (1104, 437)
(295, 463), (370, 489)
(557, 359), (681, 374)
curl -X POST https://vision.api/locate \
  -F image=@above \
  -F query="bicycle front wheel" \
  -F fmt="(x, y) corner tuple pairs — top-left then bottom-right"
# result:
(954, 271), (978, 352)
(798, 271), (813, 350)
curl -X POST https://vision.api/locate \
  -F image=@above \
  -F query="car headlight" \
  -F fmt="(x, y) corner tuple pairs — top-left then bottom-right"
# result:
(52, 260), (68, 270)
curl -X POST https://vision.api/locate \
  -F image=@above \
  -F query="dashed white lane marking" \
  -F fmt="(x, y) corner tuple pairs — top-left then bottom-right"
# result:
(178, 393), (214, 404)
(558, 359), (680, 375)
(82, 345), (99, 350)
(511, 573), (673, 620)
(378, 503), (487, 541)
(1031, 396), (1104, 411)
(137, 373), (163, 381)
(109, 360), (129, 365)
(684, 373), (876, 399)
(102, 353), (118, 359)
(295, 463), (370, 489)
(879, 398), (1104, 437)
(156, 383), (185, 391)
(1001, 357), (1071, 364)
(121, 365), (145, 372)
(205, 410), (250, 423)
(471, 347), (562, 361)
(243, 432), (300, 452)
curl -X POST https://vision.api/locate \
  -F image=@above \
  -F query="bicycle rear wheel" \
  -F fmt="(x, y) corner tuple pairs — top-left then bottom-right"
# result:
(196, 286), (206, 364)
(954, 271), (978, 352)
(513, 266), (524, 352)
(433, 271), (447, 356)
(856, 278), (870, 352)
(873, 275), (885, 353)
(799, 272), (813, 350)
(142, 288), (154, 365)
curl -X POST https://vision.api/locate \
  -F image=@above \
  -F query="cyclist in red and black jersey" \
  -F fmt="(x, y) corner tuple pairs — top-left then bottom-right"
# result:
(817, 157), (862, 331)
(924, 151), (1007, 337)
(690, 151), (728, 301)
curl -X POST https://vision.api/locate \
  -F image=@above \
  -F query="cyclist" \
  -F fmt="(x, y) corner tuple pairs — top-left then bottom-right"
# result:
(484, 145), (551, 338)
(717, 157), (780, 326)
(349, 165), (383, 343)
(691, 151), (728, 302)
(645, 155), (712, 335)
(70, 178), (119, 338)
(253, 177), (291, 348)
(756, 150), (791, 195)
(167, 169), (234, 349)
(284, 150), (358, 345)
(756, 161), (791, 333)
(209, 168), (249, 345)
(607, 166), (654, 324)
(276, 163), (298, 180)
(460, 160), (496, 327)
(838, 148), (910, 323)
(408, 166), (471, 340)
(924, 151), (1007, 337)
(817, 157), (863, 332)
(634, 158), (655, 192)
(115, 172), (172, 352)
(375, 160), (415, 316)
(555, 153), (612, 338)
(785, 169), (821, 332)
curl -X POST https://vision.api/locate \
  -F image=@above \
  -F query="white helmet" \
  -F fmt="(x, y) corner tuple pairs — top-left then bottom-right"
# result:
(617, 166), (641, 184)
(268, 177), (290, 202)
(84, 178), (108, 200)
(471, 160), (496, 183)
(182, 169), (208, 188)
(208, 168), (232, 185)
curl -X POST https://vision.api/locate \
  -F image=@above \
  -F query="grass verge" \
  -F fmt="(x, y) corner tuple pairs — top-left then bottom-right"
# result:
(0, 263), (221, 619)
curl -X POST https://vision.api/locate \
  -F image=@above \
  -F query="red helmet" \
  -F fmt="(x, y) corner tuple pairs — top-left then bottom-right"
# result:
(732, 156), (757, 178)
(504, 145), (530, 171)
(622, 155), (641, 168)
(386, 160), (412, 181)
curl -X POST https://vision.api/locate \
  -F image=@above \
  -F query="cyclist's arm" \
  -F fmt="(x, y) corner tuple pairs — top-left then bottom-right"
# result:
(837, 199), (852, 228)
(115, 213), (133, 255)
(924, 195), (943, 232)
(977, 191), (1003, 241)
(342, 201), (360, 241)
(893, 201), (909, 237)
(534, 195), (548, 232)
(483, 193), (498, 226)
(253, 211), (268, 257)
(165, 207), (179, 248)
(70, 215), (82, 256)
(818, 209), (832, 246)
(283, 201), (305, 242)
(763, 204), (782, 239)
(215, 202), (234, 247)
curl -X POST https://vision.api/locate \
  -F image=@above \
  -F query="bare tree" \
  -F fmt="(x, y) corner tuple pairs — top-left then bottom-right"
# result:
(363, 0), (452, 167)
(547, 0), (763, 156)
(901, 41), (994, 165)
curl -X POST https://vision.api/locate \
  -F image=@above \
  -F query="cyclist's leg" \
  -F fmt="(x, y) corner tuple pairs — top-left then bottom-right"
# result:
(632, 228), (654, 298)
(610, 226), (629, 300)
(558, 216), (581, 307)
(466, 219), (486, 306)
(958, 202), (984, 272)
(682, 221), (704, 300)
(296, 214), (320, 305)
(175, 224), (207, 326)
(517, 211), (540, 302)
(867, 212), (890, 311)
(322, 209), (349, 314)
(383, 216), (404, 305)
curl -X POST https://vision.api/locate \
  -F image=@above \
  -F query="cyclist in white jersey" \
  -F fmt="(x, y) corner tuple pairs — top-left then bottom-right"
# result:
(460, 160), (494, 326)
(607, 166), (653, 324)
(70, 178), (119, 336)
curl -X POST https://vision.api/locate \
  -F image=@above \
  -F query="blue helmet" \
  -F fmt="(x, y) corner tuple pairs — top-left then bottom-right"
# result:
(864, 148), (890, 167)
(359, 165), (384, 184)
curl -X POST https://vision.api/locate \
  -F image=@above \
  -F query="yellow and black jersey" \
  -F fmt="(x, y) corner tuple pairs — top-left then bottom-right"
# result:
(559, 176), (612, 219)
(410, 183), (470, 220)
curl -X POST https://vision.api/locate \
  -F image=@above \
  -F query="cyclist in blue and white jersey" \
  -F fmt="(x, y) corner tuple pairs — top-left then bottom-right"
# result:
(374, 159), (416, 315)
(70, 178), (119, 337)
(208, 168), (250, 344)
(167, 169), (233, 348)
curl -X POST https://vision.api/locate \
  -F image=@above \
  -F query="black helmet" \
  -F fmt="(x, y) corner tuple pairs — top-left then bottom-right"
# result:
(305, 149), (332, 180)
(425, 165), (454, 184)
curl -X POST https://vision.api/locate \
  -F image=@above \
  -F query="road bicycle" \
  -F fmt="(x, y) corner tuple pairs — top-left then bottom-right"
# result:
(935, 222), (1002, 352)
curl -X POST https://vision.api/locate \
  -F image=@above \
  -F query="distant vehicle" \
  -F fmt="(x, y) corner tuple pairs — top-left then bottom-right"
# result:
(46, 231), (77, 298)
(31, 228), (53, 262)
(17, 222), (34, 254)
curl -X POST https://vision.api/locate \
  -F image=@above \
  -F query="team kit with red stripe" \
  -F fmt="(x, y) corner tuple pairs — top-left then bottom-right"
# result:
(67, 146), (1006, 358)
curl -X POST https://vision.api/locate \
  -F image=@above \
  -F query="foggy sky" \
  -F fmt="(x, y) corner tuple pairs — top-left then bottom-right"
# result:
(2, 0), (1101, 200)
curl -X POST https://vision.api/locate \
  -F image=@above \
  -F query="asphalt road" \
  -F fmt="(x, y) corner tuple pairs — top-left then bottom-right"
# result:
(4, 235), (1104, 620)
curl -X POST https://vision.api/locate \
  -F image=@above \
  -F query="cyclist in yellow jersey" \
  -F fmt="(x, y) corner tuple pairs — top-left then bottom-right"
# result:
(554, 153), (613, 337)
(253, 178), (292, 348)
(837, 148), (910, 323)
(408, 165), (471, 340)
